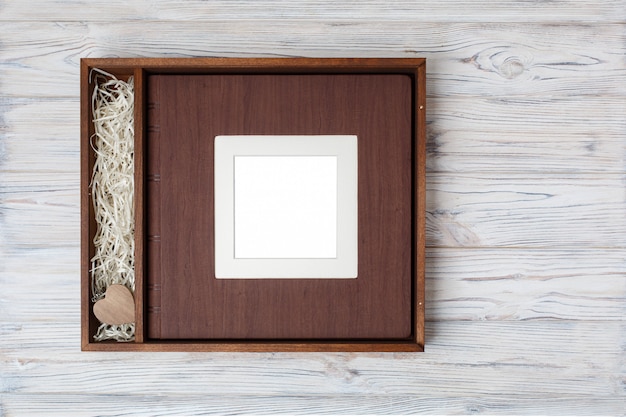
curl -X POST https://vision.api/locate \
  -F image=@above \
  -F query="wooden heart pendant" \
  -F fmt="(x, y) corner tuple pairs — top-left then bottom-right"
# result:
(93, 284), (135, 325)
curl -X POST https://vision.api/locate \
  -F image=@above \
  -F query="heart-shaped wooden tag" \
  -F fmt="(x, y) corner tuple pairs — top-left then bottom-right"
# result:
(93, 284), (135, 325)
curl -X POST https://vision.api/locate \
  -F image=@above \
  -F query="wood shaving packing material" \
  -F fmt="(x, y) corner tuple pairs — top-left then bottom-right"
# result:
(89, 69), (135, 342)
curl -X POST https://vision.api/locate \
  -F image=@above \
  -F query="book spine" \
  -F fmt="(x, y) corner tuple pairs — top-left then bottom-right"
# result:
(146, 76), (162, 339)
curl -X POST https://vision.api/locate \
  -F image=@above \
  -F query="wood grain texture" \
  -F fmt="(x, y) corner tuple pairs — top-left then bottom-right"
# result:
(92, 285), (135, 325)
(427, 173), (626, 248)
(147, 72), (414, 340)
(2, 394), (625, 416)
(1, 22), (625, 98)
(1, 322), (623, 397)
(3, 172), (624, 252)
(79, 59), (426, 349)
(2, 156), (625, 250)
(1, 0), (625, 413)
(133, 68), (146, 344)
(3, 96), (624, 175)
(427, 97), (626, 173)
(425, 248), (626, 321)
(1, 247), (624, 324)
(2, 0), (625, 22)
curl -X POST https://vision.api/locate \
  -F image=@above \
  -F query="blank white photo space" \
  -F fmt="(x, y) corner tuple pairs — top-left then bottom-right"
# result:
(233, 156), (338, 259)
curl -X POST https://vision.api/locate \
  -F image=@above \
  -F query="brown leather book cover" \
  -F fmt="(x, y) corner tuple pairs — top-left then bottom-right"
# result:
(146, 73), (413, 340)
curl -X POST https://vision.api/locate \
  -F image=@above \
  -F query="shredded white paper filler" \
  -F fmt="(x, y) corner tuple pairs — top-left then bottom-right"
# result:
(89, 69), (135, 342)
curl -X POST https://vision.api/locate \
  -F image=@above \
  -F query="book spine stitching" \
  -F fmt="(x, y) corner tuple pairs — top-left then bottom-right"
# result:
(147, 77), (162, 339)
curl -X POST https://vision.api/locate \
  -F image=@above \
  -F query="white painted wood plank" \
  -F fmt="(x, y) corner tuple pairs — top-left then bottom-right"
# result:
(1, 247), (623, 323)
(2, 173), (624, 250)
(1, 322), (623, 398)
(427, 173), (626, 248)
(0, 22), (624, 98)
(426, 248), (626, 321)
(0, 248), (79, 323)
(2, 393), (624, 416)
(1, 1), (625, 414)
(3, 169), (625, 250)
(0, 98), (79, 143)
(3, 100), (625, 253)
(428, 97), (626, 173)
(428, 128), (626, 174)
(2, 0), (625, 23)
(0, 186), (78, 249)
(2, 95), (625, 174)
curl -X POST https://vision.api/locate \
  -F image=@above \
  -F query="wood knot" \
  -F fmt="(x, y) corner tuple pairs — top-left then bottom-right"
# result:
(466, 47), (531, 80)
(499, 57), (525, 79)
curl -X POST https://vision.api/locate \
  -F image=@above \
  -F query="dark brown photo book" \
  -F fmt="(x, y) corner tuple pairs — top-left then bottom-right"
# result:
(146, 74), (413, 340)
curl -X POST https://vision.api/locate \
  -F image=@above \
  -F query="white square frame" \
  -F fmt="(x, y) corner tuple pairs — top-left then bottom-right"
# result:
(214, 135), (358, 279)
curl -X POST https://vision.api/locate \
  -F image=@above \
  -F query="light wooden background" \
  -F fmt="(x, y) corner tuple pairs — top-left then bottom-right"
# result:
(1, 1), (625, 415)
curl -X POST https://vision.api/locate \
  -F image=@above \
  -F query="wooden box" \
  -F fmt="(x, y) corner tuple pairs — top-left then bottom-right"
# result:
(80, 58), (426, 352)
